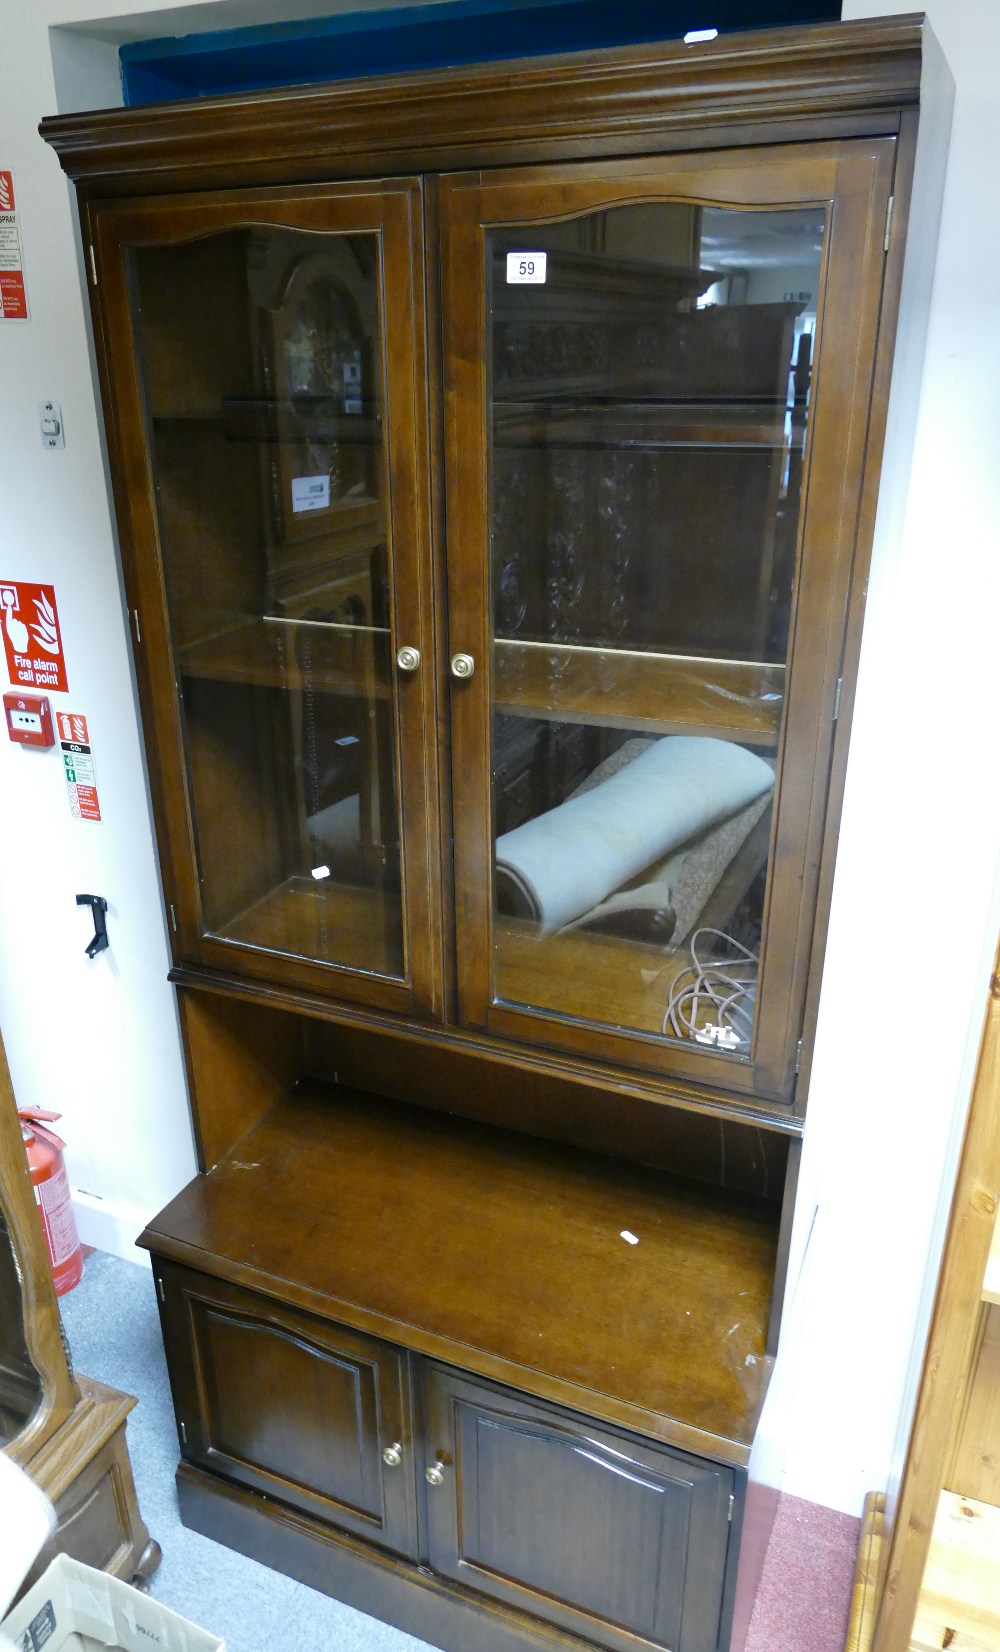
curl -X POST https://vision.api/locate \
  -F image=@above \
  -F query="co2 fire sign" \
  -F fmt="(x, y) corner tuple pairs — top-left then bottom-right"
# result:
(58, 711), (101, 822)
(0, 582), (68, 691)
(0, 172), (28, 321)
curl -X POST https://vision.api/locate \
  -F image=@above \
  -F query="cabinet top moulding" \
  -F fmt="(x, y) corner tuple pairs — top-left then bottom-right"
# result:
(39, 13), (925, 196)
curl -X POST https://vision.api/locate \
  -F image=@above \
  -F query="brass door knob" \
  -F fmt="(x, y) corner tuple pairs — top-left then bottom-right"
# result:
(425, 1463), (445, 1486)
(382, 1442), (403, 1468)
(450, 653), (475, 680)
(396, 645), (421, 673)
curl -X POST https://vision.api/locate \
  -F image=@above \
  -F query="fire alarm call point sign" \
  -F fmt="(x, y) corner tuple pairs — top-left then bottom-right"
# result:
(0, 582), (68, 692)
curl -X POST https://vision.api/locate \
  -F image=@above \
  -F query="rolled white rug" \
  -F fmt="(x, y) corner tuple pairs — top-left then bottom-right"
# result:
(495, 735), (774, 937)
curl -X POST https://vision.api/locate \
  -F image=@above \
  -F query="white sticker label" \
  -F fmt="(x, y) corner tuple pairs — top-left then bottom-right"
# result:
(291, 474), (330, 513)
(506, 252), (547, 286)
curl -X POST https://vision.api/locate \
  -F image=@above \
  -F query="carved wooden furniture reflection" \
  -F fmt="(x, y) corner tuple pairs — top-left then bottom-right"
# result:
(1, 1033), (80, 1468)
(0, 1032), (159, 1592)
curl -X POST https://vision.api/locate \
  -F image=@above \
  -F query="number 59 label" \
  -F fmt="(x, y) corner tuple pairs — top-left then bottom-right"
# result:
(506, 252), (547, 285)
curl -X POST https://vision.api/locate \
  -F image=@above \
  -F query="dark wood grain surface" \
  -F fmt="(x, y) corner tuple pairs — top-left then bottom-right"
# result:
(423, 1365), (735, 1652)
(441, 141), (897, 1105)
(39, 17), (921, 196)
(143, 1085), (777, 1462)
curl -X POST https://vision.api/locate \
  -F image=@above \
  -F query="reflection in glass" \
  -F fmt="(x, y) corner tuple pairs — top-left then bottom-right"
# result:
(0, 1207), (43, 1445)
(130, 228), (404, 980)
(488, 201), (823, 1054)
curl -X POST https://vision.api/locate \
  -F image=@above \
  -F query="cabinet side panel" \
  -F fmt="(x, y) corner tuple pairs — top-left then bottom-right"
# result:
(178, 988), (305, 1170)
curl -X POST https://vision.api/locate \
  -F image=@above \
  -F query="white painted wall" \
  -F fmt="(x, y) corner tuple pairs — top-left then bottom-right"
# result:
(777, 0), (1000, 1510)
(0, 0), (997, 1514)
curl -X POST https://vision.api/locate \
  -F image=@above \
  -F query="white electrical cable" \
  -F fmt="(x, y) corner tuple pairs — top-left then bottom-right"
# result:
(663, 927), (758, 1047)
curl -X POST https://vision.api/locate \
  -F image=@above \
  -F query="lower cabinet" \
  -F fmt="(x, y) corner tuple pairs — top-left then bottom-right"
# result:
(155, 1263), (419, 1559)
(154, 1260), (741, 1652)
(422, 1365), (736, 1652)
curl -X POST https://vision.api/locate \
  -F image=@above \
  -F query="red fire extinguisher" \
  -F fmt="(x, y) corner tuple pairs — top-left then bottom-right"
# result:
(19, 1108), (83, 1296)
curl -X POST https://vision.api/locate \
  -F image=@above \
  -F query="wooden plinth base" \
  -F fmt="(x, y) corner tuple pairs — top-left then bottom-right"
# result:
(20, 1374), (158, 1595)
(177, 1460), (598, 1652)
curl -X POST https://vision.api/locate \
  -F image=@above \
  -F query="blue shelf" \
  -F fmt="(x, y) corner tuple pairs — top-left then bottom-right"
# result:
(120, 0), (842, 106)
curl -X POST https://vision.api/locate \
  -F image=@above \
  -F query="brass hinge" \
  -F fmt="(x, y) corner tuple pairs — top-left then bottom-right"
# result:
(833, 676), (843, 721)
(156, 1275), (165, 1304)
(795, 1039), (803, 1075)
(88, 244), (97, 286)
(168, 903), (178, 934)
(179, 1420), (188, 1446)
(728, 1493), (735, 1522)
(131, 608), (141, 645)
(883, 195), (895, 254)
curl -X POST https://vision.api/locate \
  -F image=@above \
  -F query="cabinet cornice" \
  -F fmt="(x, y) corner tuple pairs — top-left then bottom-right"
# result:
(41, 14), (923, 196)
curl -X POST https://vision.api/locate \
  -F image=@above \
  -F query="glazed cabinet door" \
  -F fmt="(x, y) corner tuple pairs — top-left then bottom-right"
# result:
(422, 1365), (737, 1652)
(441, 140), (897, 1104)
(89, 181), (441, 1016)
(152, 1261), (419, 1558)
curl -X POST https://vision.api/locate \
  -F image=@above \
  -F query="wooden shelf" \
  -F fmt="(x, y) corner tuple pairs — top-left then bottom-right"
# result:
(494, 638), (784, 745)
(911, 1492), (1000, 1652)
(494, 400), (790, 451)
(179, 626), (783, 746)
(152, 399), (383, 447)
(495, 919), (758, 1052)
(213, 875), (403, 980)
(179, 617), (391, 695)
(140, 1085), (777, 1463)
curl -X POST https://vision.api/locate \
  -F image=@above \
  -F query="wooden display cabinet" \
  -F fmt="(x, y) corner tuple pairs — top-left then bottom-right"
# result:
(40, 15), (940, 1651)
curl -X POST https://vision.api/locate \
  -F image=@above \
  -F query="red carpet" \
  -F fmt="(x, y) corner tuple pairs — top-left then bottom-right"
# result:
(745, 1493), (861, 1652)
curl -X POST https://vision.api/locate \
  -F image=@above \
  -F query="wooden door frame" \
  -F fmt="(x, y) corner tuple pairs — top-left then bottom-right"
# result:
(869, 939), (1000, 1650)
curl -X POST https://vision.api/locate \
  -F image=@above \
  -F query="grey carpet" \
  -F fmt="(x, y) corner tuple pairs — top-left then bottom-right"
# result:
(59, 1250), (436, 1652)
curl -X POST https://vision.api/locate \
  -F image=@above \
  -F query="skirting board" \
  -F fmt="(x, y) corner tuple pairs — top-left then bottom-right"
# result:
(72, 1191), (151, 1266)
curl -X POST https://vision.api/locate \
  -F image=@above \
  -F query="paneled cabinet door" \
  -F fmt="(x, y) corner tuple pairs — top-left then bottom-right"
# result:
(89, 180), (441, 1018)
(153, 1262), (419, 1558)
(422, 1365), (737, 1652)
(441, 138), (897, 1105)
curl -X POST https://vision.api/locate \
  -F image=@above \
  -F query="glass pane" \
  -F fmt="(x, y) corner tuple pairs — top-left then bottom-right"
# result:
(0, 1206), (43, 1444)
(130, 228), (404, 980)
(489, 202), (823, 1055)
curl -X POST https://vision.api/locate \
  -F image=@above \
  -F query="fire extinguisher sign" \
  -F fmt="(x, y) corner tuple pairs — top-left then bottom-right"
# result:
(0, 171), (29, 321)
(58, 710), (102, 821)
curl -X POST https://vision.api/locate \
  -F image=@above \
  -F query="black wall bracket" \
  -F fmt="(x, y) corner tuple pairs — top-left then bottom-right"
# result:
(76, 893), (109, 958)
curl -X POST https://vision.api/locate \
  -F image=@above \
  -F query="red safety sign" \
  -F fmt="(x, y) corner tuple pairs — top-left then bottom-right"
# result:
(0, 172), (28, 321)
(0, 581), (68, 691)
(60, 710), (101, 822)
(56, 710), (89, 745)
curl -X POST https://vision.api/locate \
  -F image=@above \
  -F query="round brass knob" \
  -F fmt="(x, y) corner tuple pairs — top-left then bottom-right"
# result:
(450, 653), (475, 680)
(382, 1443), (403, 1468)
(396, 646), (421, 673)
(425, 1464), (445, 1486)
